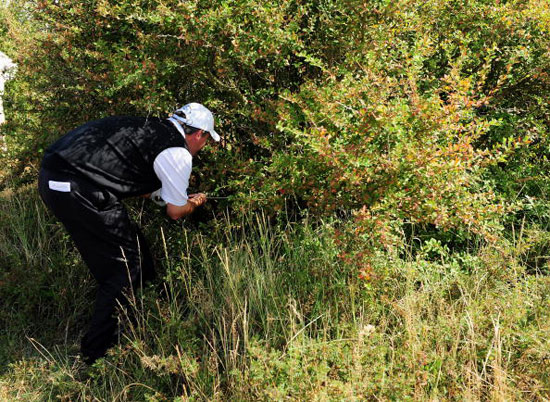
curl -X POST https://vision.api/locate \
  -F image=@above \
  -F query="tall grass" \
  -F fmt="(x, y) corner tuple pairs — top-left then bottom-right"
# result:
(0, 184), (93, 368)
(2, 186), (550, 400)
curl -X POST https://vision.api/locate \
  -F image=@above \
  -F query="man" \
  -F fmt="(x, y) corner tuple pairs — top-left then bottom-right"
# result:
(38, 102), (220, 364)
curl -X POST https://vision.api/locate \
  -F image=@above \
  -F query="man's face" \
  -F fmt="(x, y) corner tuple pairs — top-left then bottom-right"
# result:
(186, 130), (210, 156)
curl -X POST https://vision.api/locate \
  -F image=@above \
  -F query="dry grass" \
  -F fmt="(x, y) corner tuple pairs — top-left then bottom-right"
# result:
(1, 187), (550, 400)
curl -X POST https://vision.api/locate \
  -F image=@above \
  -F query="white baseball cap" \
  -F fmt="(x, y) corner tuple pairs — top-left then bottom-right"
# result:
(169, 103), (220, 142)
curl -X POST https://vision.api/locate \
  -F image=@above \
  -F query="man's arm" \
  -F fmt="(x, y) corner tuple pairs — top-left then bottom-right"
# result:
(166, 193), (206, 220)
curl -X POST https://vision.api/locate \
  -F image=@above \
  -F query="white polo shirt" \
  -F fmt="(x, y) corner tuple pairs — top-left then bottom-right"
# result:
(153, 147), (192, 206)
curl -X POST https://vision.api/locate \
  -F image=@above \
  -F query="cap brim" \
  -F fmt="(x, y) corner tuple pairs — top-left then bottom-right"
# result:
(210, 130), (220, 142)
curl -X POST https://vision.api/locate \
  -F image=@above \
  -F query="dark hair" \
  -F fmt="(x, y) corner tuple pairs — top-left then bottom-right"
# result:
(185, 125), (210, 138)
(183, 124), (201, 135)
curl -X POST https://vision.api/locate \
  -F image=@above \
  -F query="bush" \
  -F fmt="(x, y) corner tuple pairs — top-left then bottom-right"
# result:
(1, 0), (548, 252)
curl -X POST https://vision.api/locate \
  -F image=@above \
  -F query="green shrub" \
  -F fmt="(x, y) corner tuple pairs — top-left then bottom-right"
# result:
(1, 0), (548, 255)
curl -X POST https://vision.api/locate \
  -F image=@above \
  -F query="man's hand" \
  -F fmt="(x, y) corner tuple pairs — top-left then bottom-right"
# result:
(166, 193), (207, 220)
(188, 193), (207, 207)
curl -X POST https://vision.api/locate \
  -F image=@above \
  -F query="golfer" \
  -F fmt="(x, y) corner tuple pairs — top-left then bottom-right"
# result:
(38, 103), (220, 364)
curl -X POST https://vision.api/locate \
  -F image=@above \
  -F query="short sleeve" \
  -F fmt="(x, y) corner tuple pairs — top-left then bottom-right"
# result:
(153, 147), (193, 206)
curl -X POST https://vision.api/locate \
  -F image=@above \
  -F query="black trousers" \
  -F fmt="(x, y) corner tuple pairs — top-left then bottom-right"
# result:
(38, 168), (155, 363)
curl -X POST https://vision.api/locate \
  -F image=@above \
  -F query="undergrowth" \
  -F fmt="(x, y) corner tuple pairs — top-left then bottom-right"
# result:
(1, 185), (550, 400)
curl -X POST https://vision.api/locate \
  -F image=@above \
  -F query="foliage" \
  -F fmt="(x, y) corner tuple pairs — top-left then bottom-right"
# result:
(1, 1), (550, 398)
(0, 0), (548, 255)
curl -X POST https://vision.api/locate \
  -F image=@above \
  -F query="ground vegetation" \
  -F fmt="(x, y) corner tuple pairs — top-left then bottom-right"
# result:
(1, 0), (550, 399)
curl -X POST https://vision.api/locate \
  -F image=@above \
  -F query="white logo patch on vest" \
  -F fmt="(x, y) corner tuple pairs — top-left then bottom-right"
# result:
(48, 180), (71, 192)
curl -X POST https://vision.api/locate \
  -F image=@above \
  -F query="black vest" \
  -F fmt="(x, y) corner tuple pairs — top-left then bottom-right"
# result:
(41, 116), (188, 198)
